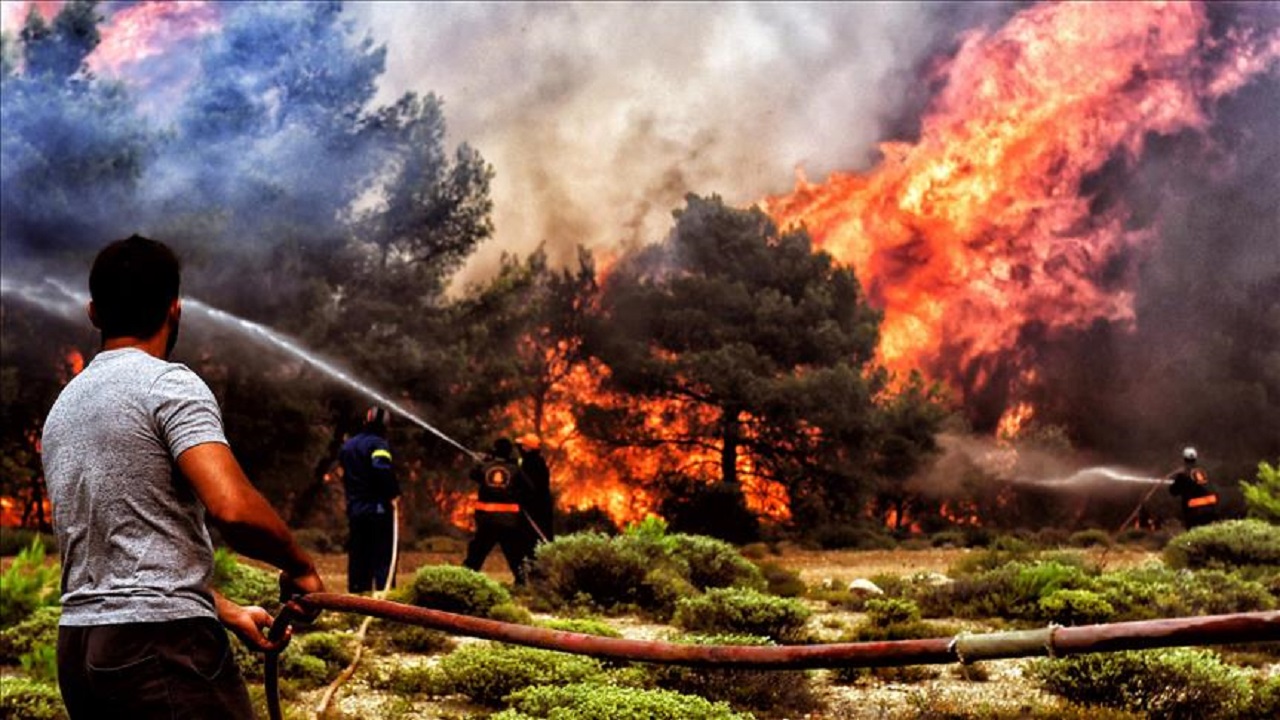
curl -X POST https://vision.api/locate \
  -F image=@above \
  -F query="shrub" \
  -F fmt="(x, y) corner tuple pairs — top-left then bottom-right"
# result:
(372, 620), (454, 654)
(0, 539), (59, 628)
(405, 564), (512, 617)
(1032, 648), (1254, 720)
(493, 682), (753, 720)
(948, 536), (1035, 576)
(294, 631), (355, 669)
(369, 661), (439, 695)
(211, 548), (279, 609)
(1038, 589), (1115, 626)
(930, 530), (967, 548)
(539, 618), (623, 638)
(863, 597), (921, 627)
(1171, 569), (1276, 615)
(917, 559), (1094, 622)
(1034, 527), (1072, 548)
(430, 643), (605, 706)
(673, 587), (811, 643)
(1240, 459), (1280, 525)
(666, 534), (765, 591)
(1068, 529), (1112, 548)
(756, 561), (806, 597)
(1164, 519), (1280, 570)
(649, 634), (817, 714)
(21, 642), (58, 682)
(0, 675), (66, 720)
(0, 605), (59, 662)
(528, 533), (652, 613)
(739, 542), (770, 560)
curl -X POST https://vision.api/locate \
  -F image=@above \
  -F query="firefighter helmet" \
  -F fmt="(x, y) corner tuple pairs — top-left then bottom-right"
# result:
(364, 406), (389, 431)
(516, 433), (541, 451)
(1183, 446), (1197, 463)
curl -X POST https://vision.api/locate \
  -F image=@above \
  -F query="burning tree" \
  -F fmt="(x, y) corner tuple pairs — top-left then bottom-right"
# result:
(579, 194), (945, 534)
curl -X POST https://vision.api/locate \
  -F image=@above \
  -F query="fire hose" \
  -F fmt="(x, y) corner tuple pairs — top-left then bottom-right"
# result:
(263, 600), (1280, 720)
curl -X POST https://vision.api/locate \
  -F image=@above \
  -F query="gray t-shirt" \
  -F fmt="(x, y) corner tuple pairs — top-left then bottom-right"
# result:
(42, 347), (228, 625)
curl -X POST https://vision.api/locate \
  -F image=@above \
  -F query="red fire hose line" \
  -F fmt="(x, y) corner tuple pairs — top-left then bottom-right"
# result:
(263, 601), (1280, 720)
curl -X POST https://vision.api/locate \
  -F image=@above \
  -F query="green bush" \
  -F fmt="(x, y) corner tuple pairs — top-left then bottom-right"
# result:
(948, 536), (1036, 576)
(1240, 460), (1280, 525)
(666, 534), (765, 591)
(539, 618), (623, 638)
(0, 675), (66, 720)
(529, 532), (652, 613)
(405, 564), (512, 617)
(0, 539), (59, 627)
(1068, 529), (1112, 548)
(673, 587), (810, 643)
(916, 559), (1094, 622)
(863, 597), (921, 627)
(21, 642), (58, 682)
(1032, 648), (1255, 720)
(1038, 589), (1115, 626)
(756, 561), (806, 597)
(0, 605), (59, 662)
(294, 631), (355, 669)
(211, 548), (279, 609)
(493, 682), (753, 720)
(430, 643), (605, 706)
(1164, 519), (1280, 570)
(372, 620), (454, 654)
(648, 634), (816, 714)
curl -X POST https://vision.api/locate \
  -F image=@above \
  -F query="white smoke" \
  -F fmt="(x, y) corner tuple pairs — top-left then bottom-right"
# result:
(349, 2), (963, 290)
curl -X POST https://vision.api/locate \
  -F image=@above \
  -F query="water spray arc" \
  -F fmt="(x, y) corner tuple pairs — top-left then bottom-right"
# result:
(1, 276), (481, 461)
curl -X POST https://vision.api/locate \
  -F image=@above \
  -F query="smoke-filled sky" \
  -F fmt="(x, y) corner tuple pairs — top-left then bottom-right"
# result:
(347, 1), (1024, 288)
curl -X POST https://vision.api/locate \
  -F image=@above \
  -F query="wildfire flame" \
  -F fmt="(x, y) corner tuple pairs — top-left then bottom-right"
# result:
(764, 2), (1279, 419)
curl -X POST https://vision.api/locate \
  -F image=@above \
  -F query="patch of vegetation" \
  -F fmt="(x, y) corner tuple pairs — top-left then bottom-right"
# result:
(492, 682), (754, 720)
(1240, 460), (1280, 525)
(0, 675), (66, 720)
(833, 598), (957, 685)
(811, 523), (896, 550)
(0, 605), (59, 662)
(404, 564), (512, 617)
(0, 539), (59, 627)
(914, 558), (1095, 622)
(1032, 648), (1257, 720)
(371, 620), (454, 654)
(1038, 589), (1115, 626)
(755, 561), (806, 597)
(429, 643), (606, 706)
(539, 618), (623, 638)
(211, 547), (279, 609)
(528, 532), (654, 614)
(666, 533), (765, 591)
(673, 587), (811, 643)
(1164, 519), (1280, 571)
(1068, 529), (1112, 548)
(648, 634), (818, 715)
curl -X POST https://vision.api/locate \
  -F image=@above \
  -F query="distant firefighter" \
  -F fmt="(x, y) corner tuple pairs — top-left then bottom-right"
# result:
(340, 406), (401, 593)
(463, 438), (535, 584)
(516, 433), (554, 544)
(1168, 446), (1219, 529)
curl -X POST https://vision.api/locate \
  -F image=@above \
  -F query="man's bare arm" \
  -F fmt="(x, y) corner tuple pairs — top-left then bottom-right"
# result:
(178, 442), (323, 596)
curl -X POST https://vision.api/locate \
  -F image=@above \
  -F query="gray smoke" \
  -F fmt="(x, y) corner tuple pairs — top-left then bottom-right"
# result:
(349, 2), (1015, 290)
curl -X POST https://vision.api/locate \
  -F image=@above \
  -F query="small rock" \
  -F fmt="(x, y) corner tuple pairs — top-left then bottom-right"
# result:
(847, 578), (884, 596)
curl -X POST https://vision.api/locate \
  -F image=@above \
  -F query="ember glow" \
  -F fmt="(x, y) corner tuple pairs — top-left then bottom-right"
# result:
(764, 2), (1279, 423)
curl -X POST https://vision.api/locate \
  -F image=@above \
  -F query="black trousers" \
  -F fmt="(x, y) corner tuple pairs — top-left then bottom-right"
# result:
(348, 512), (395, 593)
(463, 511), (534, 584)
(57, 617), (253, 720)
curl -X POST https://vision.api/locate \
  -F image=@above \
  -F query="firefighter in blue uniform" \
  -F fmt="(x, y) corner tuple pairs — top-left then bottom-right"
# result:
(340, 406), (400, 593)
(1168, 446), (1219, 529)
(463, 438), (535, 584)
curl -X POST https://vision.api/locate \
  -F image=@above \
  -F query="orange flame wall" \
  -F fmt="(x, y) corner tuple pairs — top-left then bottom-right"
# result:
(764, 2), (1278, 423)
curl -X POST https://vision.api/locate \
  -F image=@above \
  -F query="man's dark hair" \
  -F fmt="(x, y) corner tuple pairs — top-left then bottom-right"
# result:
(89, 235), (181, 339)
(493, 438), (514, 459)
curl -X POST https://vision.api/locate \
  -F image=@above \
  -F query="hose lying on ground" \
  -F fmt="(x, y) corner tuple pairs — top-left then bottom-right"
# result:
(264, 600), (1280, 720)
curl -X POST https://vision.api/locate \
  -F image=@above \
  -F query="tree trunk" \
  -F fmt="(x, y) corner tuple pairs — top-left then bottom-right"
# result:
(720, 406), (742, 489)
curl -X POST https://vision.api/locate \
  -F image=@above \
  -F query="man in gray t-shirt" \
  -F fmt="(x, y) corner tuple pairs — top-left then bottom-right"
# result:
(42, 236), (326, 719)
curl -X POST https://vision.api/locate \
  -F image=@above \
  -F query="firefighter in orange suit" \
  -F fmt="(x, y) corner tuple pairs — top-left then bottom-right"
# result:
(463, 438), (535, 584)
(1168, 447), (1219, 529)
